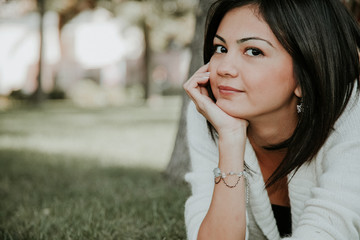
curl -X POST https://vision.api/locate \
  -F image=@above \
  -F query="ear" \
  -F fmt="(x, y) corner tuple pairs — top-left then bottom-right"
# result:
(294, 85), (302, 98)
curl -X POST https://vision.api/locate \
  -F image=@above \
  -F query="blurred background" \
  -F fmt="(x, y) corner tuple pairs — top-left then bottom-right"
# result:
(1, 0), (359, 239)
(0, 0), (195, 102)
(0, 0), (200, 239)
(0, 0), (197, 169)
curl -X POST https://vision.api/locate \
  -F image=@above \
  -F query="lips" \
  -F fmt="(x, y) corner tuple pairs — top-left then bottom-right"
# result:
(218, 85), (244, 93)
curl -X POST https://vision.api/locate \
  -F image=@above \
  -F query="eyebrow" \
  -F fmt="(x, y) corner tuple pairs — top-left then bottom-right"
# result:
(215, 34), (274, 48)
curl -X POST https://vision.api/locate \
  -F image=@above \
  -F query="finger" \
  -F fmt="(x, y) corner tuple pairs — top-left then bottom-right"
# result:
(183, 64), (211, 104)
(183, 63), (210, 86)
(184, 77), (210, 102)
(195, 63), (210, 74)
(199, 83), (210, 97)
(183, 74), (209, 91)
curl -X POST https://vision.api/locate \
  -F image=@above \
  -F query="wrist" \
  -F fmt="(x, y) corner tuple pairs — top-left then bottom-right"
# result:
(218, 136), (246, 171)
(217, 122), (248, 140)
(218, 129), (247, 143)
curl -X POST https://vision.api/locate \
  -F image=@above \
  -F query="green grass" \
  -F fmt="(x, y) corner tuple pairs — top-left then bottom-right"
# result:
(0, 150), (190, 240)
(0, 98), (190, 240)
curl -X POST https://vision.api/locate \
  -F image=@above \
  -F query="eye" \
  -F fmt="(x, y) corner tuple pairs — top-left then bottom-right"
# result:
(245, 48), (263, 57)
(214, 45), (227, 54)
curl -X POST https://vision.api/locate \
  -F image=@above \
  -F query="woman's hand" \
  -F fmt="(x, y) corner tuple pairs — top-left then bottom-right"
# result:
(185, 64), (248, 240)
(183, 64), (248, 138)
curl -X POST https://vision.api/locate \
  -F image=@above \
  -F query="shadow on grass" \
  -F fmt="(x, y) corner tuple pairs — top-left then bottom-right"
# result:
(0, 149), (190, 240)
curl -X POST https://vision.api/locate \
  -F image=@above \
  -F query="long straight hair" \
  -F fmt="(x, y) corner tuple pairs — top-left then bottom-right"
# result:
(203, 0), (360, 187)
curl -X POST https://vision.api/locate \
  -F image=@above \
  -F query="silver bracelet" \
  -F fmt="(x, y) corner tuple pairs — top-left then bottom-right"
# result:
(213, 167), (249, 203)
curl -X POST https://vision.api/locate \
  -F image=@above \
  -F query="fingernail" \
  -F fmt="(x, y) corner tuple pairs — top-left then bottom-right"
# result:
(206, 72), (210, 75)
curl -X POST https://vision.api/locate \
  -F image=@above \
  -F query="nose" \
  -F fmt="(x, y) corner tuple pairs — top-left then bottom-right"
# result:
(216, 55), (239, 78)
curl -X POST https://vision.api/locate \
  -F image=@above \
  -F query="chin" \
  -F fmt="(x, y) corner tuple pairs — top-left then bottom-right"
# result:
(216, 99), (248, 119)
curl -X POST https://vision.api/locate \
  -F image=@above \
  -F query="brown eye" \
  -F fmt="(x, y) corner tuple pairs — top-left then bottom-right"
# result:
(245, 48), (263, 56)
(214, 45), (227, 54)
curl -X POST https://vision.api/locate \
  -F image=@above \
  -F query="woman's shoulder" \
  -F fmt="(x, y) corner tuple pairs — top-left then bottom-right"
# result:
(318, 89), (360, 165)
(333, 88), (360, 134)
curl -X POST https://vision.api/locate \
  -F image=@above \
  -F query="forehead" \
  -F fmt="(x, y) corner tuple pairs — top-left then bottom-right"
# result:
(216, 5), (276, 42)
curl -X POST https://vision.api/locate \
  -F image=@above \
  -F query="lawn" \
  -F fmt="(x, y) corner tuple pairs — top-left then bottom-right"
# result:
(0, 97), (190, 240)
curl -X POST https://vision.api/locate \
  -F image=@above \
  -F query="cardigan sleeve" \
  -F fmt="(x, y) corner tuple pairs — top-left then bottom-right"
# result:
(283, 94), (360, 240)
(184, 102), (219, 240)
(184, 102), (249, 240)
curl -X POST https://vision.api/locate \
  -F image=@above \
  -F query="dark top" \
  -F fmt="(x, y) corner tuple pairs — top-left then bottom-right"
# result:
(271, 204), (292, 237)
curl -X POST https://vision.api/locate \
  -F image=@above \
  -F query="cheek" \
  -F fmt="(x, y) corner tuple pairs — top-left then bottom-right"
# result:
(209, 77), (218, 100)
(208, 63), (218, 99)
(251, 63), (295, 91)
(253, 73), (296, 103)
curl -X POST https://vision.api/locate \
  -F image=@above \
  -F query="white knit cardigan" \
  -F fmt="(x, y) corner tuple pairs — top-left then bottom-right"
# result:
(184, 92), (360, 240)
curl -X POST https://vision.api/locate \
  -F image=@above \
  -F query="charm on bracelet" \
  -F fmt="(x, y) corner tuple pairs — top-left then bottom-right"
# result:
(213, 167), (247, 188)
(213, 167), (250, 203)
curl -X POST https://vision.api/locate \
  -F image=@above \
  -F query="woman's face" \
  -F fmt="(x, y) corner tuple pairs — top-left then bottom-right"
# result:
(209, 5), (301, 123)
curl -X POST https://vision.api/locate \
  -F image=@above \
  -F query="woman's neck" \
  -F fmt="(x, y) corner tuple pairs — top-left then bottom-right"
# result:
(247, 111), (298, 149)
(246, 110), (298, 207)
(246, 109), (298, 169)
(247, 116), (296, 208)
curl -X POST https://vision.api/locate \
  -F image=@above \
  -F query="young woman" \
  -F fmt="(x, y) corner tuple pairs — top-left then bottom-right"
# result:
(183, 0), (360, 239)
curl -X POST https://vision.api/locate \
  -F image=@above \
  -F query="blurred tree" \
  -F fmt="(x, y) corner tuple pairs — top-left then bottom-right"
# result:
(117, 0), (196, 99)
(2, 0), (99, 103)
(56, 0), (97, 30)
(1, 0), (195, 101)
(31, 0), (97, 103)
(30, 0), (194, 101)
(30, 0), (46, 103)
(165, 0), (212, 182)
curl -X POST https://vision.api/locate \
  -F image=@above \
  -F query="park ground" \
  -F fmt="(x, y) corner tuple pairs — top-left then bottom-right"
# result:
(0, 96), (190, 240)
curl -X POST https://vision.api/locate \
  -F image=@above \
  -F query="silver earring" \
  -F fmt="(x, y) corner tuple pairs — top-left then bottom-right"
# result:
(297, 104), (302, 113)
(297, 99), (303, 113)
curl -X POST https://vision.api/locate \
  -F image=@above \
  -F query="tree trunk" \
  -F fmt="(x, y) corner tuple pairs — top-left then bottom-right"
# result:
(142, 18), (151, 100)
(30, 0), (46, 103)
(165, 0), (213, 182)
